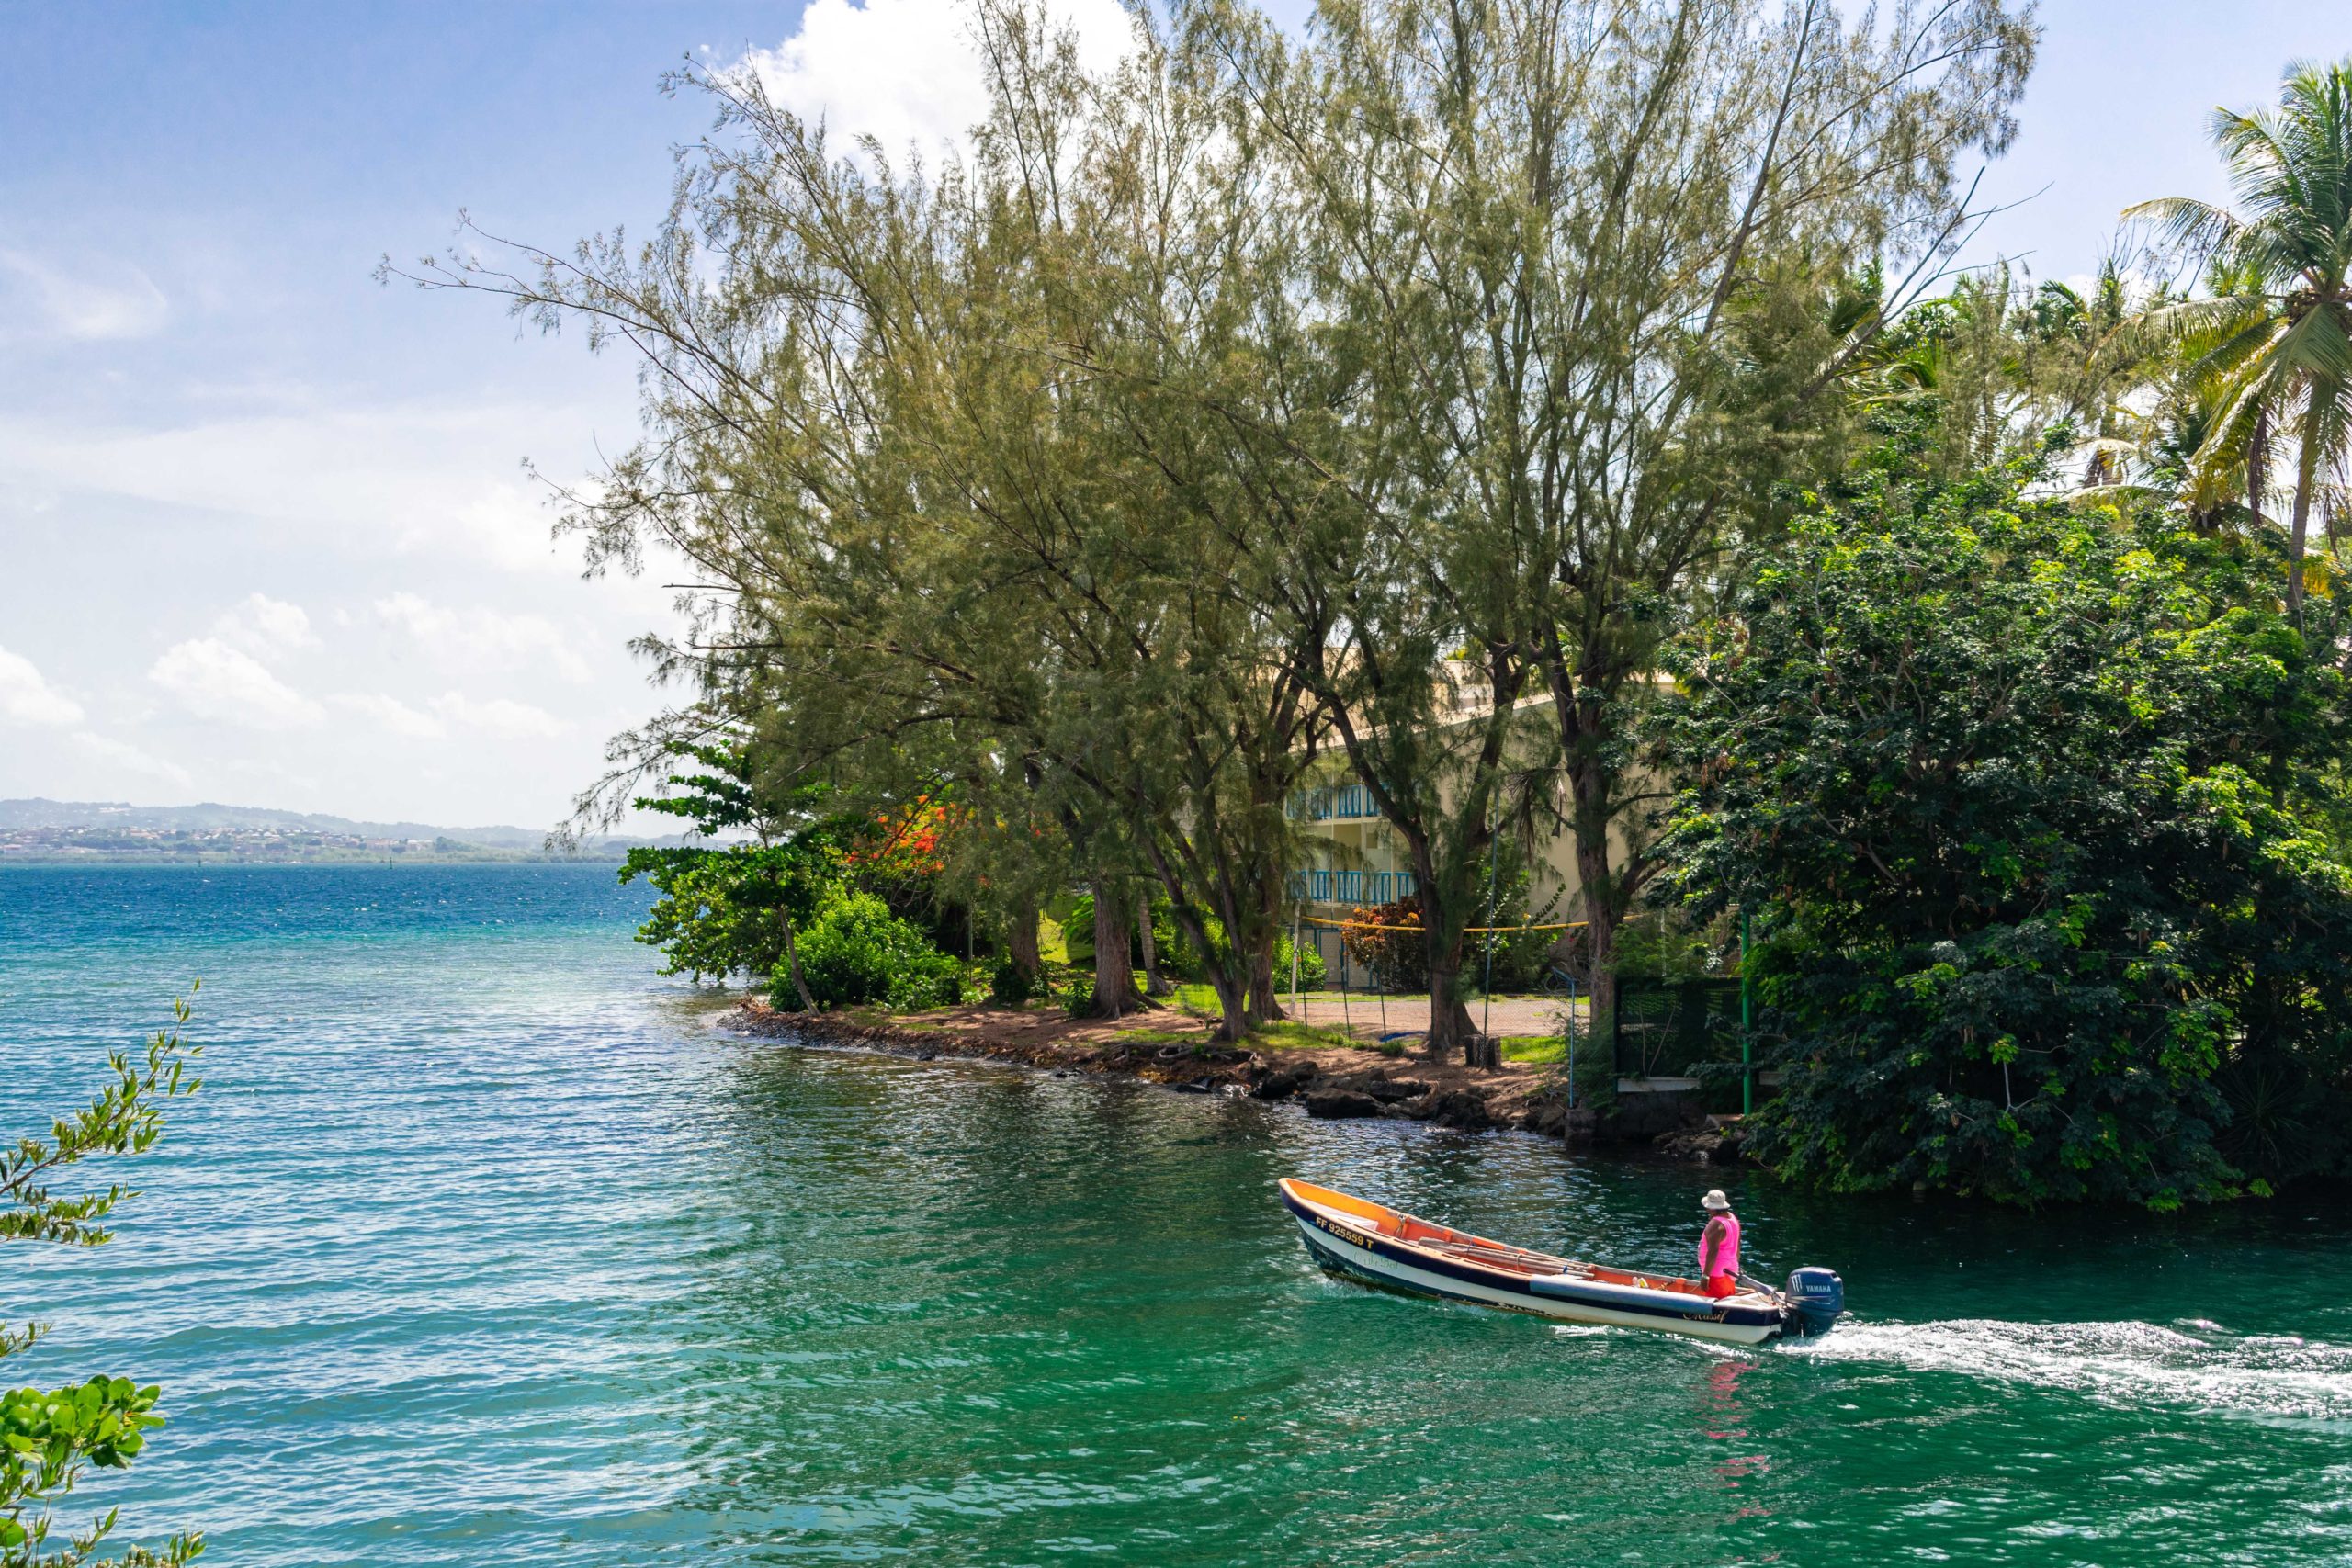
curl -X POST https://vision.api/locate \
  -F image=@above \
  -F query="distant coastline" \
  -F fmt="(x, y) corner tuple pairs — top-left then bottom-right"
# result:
(0, 796), (691, 865)
(0, 845), (629, 866)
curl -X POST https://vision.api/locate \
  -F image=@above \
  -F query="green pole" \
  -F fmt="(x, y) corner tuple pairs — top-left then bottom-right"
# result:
(1739, 908), (1753, 1115)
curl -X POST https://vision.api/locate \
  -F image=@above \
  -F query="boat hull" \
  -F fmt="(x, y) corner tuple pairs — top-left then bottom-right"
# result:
(1283, 1182), (1792, 1346)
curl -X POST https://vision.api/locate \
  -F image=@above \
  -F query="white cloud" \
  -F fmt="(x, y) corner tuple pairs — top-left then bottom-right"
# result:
(70, 730), (193, 788)
(742, 0), (1134, 164)
(430, 692), (568, 739)
(212, 592), (316, 659)
(373, 592), (591, 682)
(0, 402), (616, 580)
(328, 689), (570, 741)
(0, 249), (170, 342)
(149, 637), (324, 729)
(0, 645), (85, 727)
(332, 691), (447, 739)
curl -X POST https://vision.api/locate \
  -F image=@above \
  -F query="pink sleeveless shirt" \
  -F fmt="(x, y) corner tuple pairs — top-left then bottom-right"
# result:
(1701, 1213), (1741, 1280)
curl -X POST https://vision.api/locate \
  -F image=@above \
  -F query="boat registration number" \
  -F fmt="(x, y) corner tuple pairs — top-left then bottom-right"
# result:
(1313, 1213), (1374, 1249)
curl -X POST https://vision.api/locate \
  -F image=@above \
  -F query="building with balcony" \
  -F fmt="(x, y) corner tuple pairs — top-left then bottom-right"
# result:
(1281, 688), (1651, 933)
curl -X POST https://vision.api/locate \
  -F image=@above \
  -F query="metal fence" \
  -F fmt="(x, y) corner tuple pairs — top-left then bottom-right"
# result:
(1606, 978), (1745, 1081)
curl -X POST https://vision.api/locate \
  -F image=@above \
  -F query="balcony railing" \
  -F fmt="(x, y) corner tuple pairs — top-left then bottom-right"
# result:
(1285, 867), (1418, 907)
(1286, 784), (1378, 821)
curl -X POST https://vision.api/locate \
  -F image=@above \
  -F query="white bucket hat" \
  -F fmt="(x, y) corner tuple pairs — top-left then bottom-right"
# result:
(1699, 1190), (1732, 1212)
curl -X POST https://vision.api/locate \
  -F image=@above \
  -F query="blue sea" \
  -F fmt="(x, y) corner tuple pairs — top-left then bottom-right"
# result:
(4, 864), (2349, 1566)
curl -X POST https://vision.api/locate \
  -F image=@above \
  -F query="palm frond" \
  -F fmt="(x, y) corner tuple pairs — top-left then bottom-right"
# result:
(2123, 196), (2242, 262)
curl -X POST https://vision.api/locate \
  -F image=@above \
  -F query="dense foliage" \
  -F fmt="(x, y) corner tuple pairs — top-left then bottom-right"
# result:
(409, 0), (2032, 1054)
(418, 0), (2352, 1184)
(1661, 439), (2352, 1205)
(621, 741), (982, 1013)
(786, 891), (967, 1012)
(3, 996), (204, 1566)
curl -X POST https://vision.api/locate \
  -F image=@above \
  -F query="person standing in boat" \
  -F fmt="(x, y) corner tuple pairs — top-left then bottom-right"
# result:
(1698, 1190), (1741, 1298)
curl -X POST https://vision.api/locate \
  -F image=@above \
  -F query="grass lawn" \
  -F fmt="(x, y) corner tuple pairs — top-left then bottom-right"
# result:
(1248, 1019), (1389, 1053)
(1110, 1026), (1202, 1045)
(1168, 981), (1216, 1015)
(1500, 1034), (1565, 1064)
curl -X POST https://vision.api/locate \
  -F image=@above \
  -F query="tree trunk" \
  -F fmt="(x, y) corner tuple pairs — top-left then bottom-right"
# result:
(2287, 408), (2321, 624)
(778, 905), (816, 1012)
(1422, 927), (1484, 1066)
(1246, 927), (1285, 1023)
(1007, 897), (1043, 979)
(1562, 691), (1631, 1064)
(1088, 882), (1146, 1018)
(2246, 405), (2269, 533)
(1204, 967), (1250, 1043)
(1576, 834), (1623, 1057)
(1137, 901), (1171, 996)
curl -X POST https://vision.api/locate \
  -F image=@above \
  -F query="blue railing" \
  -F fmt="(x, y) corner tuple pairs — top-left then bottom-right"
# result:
(1286, 784), (1378, 821)
(1285, 868), (1418, 906)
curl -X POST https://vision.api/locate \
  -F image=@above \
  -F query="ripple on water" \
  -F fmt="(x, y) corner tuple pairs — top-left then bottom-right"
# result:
(4, 865), (2352, 1567)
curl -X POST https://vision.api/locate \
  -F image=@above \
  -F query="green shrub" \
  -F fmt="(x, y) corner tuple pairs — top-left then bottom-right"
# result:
(1275, 927), (1327, 991)
(1062, 892), (1098, 964)
(988, 956), (1036, 1008)
(1161, 914), (1328, 991)
(781, 890), (964, 1010)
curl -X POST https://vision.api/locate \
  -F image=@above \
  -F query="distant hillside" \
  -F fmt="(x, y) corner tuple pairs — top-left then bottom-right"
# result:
(0, 798), (693, 863)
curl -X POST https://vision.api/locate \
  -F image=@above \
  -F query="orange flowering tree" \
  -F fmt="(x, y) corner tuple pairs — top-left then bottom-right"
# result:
(844, 797), (967, 885)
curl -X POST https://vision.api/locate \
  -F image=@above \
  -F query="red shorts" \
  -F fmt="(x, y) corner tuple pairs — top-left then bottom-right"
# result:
(1702, 1274), (1738, 1299)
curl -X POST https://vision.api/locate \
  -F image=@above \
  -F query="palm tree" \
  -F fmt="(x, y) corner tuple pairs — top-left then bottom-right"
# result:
(2128, 59), (2352, 621)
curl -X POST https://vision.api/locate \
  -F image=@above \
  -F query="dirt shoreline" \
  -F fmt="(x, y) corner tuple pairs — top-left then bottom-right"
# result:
(720, 996), (1593, 1138)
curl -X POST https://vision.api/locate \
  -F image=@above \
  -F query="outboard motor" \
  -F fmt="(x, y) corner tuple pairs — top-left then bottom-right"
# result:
(1785, 1268), (1845, 1336)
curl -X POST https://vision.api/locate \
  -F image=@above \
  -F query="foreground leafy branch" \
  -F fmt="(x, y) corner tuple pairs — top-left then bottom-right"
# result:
(3, 993), (206, 1568)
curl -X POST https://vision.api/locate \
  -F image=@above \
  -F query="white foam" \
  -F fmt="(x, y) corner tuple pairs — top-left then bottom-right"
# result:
(1784, 1317), (2352, 1422)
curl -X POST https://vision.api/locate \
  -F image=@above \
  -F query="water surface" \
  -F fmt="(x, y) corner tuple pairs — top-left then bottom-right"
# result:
(3, 865), (2346, 1565)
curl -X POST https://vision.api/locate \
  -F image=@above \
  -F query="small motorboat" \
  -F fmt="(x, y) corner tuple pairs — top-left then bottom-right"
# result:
(1279, 1177), (1844, 1346)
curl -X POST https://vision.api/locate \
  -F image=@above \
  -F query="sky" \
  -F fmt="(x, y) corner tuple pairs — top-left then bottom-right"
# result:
(0, 0), (2345, 830)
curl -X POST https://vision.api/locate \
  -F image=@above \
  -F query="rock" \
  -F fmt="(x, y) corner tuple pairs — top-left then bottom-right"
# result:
(1654, 1118), (1743, 1164)
(1250, 1064), (1319, 1101)
(1521, 1093), (1601, 1146)
(1305, 1087), (1384, 1120)
(1171, 1079), (1214, 1094)
(1422, 1089), (1498, 1131)
(1362, 1076), (1430, 1104)
(1607, 1090), (1707, 1143)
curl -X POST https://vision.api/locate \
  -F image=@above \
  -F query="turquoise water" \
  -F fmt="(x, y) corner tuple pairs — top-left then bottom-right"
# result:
(3, 864), (2347, 1566)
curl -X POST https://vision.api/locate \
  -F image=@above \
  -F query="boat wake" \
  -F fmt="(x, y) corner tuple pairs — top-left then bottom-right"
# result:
(1783, 1317), (2352, 1423)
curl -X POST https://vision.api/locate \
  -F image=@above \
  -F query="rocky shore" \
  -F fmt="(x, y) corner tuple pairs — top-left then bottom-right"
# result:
(722, 998), (1746, 1162)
